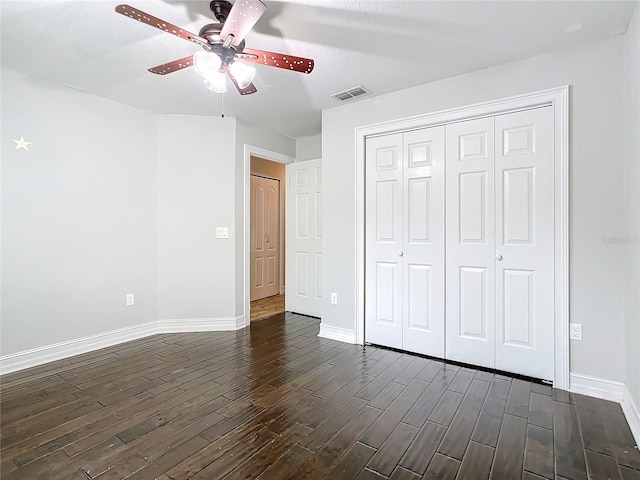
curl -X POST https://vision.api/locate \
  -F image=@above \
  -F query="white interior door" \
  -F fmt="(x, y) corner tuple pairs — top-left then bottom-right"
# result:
(365, 133), (403, 349)
(401, 127), (445, 356)
(365, 128), (445, 355)
(287, 160), (322, 317)
(445, 117), (496, 369)
(494, 107), (554, 380)
(250, 175), (280, 301)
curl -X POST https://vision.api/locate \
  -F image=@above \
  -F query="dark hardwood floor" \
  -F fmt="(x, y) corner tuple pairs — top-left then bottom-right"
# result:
(1, 313), (639, 480)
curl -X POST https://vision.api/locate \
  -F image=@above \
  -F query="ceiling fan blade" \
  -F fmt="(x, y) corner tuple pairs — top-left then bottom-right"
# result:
(115, 4), (207, 46)
(225, 66), (257, 95)
(242, 48), (314, 74)
(148, 56), (194, 75)
(220, 0), (266, 48)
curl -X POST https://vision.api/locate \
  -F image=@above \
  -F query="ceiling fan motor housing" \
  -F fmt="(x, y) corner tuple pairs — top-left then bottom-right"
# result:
(209, 0), (233, 23)
(199, 22), (246, 60)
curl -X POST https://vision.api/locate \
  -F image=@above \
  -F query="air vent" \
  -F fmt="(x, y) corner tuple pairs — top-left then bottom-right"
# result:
(330, 85), (371, 102)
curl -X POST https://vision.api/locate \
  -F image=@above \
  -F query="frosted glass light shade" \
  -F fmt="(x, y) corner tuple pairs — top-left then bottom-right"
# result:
(203, 71), (227, 93)
(193, 51), (222, 78)
(229, 61), (256, 88)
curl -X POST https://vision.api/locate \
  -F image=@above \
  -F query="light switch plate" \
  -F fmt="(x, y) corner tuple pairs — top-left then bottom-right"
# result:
(216, 227), (229, 239)
(126, 293), (135, 306)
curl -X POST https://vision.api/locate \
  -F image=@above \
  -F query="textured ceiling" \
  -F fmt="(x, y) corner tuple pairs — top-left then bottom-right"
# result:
(1, 0), (637, 138)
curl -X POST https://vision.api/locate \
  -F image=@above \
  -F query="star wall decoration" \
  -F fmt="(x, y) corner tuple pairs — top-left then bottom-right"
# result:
(12, 136), (32, 151)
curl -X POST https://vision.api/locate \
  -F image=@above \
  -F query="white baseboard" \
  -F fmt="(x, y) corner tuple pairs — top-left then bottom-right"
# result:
(0, 321), (159, 376)
(318, 323), (357, 344)
(0, 315), (247, 375)
(157, 316), (246, 333)
(569, 372), (625, 402)
(621, 385), (640, 446)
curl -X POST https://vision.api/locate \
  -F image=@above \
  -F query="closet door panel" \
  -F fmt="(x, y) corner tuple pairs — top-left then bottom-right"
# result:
(445, 117), (496, 369)
(402, 127), (445, 356)
(365, 133), (403, 349)
(494, 107), (554, 380)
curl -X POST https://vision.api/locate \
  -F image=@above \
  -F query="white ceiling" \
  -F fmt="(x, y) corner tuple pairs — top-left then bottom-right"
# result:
(1, 0), (636, 138)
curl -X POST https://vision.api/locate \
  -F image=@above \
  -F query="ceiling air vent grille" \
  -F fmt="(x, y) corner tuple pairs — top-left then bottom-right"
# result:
(331, 85), (371, 102)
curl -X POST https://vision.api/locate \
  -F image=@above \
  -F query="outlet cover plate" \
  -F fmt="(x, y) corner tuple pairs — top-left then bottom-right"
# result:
(569, 322), (582, 341)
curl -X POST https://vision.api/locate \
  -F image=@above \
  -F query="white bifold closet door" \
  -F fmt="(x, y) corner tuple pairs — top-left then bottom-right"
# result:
(446, 107), (554, 380)
(365, 126), (445, 357)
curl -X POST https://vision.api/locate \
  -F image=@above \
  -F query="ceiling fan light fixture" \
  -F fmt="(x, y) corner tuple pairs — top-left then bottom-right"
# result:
(193, 51), (222, 78)
(229, 61), (256, 89)
(116, 2), (315, 96)
(203, 71), (227, 93)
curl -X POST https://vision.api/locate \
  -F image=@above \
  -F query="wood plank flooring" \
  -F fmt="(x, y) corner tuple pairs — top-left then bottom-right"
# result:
(250, 294), (285, 322)
(1, 313), (639, 480)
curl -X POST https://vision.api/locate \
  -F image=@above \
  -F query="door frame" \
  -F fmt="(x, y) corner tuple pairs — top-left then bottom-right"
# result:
(354, 86), (570, 389)
(243, 145), (295, 323)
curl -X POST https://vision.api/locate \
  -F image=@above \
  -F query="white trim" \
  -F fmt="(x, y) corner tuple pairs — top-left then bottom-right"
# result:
(157, 315), (246, 333)
(0, 316), (247, 375)
(0, 321), (158, 375)
(569, 372), (625, 402)
(621, 386), (640, 446)
(318, 324), (357, 344)
(285, 163), (291, 312)
(354, 86), (570, 390)
(243, 145), (295, 321)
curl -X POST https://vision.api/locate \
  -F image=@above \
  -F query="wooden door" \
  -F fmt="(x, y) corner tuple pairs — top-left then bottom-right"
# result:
(250, 175), (280, 301)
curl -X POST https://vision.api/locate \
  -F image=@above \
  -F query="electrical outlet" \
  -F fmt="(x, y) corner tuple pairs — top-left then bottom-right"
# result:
(331, 293), (338, 305)
(569, 322), (582, 341)
(126, 293), (135, 306)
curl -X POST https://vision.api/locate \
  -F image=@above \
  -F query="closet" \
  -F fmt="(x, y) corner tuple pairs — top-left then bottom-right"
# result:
(365, 106), (555, 380)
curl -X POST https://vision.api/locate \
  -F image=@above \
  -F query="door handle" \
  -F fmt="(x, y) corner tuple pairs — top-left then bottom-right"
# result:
(495, 254), (503, 261)
(399, 251), (403, 257)
(265, 234), (270, 243)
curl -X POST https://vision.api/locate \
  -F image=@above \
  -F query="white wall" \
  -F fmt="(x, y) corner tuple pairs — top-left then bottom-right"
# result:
(296, 134), (322, 161)
(1, 68), (158, 355)
(322, 36), (628, 382)
(1, 70), (296, 361)
(623, 4), (640, 408)
(157, 115), (238, 321)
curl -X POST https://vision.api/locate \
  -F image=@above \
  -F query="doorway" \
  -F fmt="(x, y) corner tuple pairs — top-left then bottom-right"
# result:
(250, 156), (286, 321)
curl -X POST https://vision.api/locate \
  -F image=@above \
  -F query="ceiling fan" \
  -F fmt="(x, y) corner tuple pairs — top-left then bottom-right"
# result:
(115, 0), (315, 95)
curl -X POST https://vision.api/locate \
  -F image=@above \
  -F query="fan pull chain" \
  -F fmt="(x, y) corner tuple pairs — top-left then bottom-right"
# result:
(221, 92), (224, 118)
